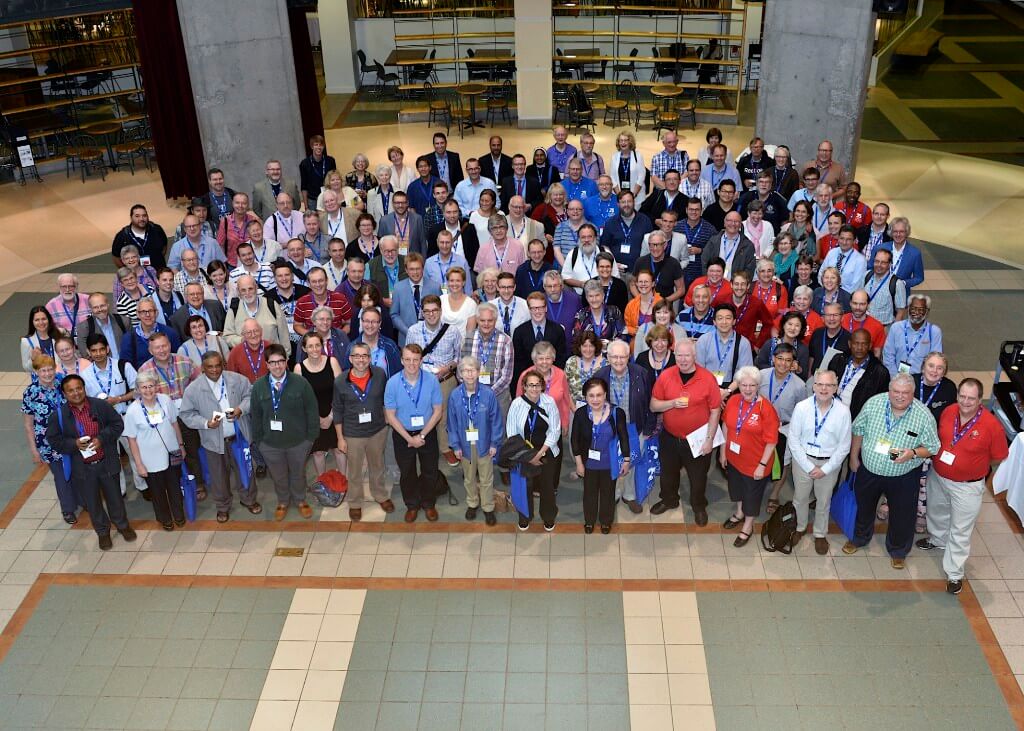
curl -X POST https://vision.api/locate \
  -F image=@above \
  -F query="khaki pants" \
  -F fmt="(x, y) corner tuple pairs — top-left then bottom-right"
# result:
(792, 457), (841, 538)
(347, 429), (390, 504)
(462, 444), (495, 512)
(437, 374), (457, 453)
(926, 471), (986, 581)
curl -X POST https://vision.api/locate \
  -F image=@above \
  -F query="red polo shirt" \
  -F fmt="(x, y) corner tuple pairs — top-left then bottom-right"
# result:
(723, 394), (779, 477)
(774, 308), (823, 346)
(841, 313), (885, 351)
(684, 277), (733, 307)
(293, 290), (352, 331)
(652, 365), (722, 439)
(933, 406), (1007, 483)
(227, 340), (271, 383)
(751, 280), (788, 320)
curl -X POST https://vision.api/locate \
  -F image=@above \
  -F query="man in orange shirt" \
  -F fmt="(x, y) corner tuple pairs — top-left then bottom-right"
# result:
(841, 289), (885, 356)
(649, 338), (722, 526)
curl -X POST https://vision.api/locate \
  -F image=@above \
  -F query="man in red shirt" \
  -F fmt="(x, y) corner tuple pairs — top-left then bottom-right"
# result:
(683, 258), (732, 307)
(649, 338), (722, 526)
(293, 267), (352, 336)
(834, 181), (871, 232)
(227, 319), (271, 382)
(727, 271), (774, 349)
(916, 378), (1009, 595)
(841, 289), (885, 356)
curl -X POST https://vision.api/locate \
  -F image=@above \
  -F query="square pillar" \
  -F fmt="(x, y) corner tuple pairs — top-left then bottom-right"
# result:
(515, 0), (553, 128)
(755, 0), (875, 175)
(320, 0), (359, 94)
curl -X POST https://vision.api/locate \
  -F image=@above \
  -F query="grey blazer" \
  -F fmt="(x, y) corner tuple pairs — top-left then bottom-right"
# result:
(179, 371), (253, 454)
(377, 210), (427, 256)
(390, 277), (441, 346)
(169, 299), (228, 341)
(701, 232), (757, 278)
(251, 178), (302, 220)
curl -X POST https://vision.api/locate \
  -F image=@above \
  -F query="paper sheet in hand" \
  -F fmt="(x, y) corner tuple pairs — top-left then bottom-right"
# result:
(686, 423), (725, 455)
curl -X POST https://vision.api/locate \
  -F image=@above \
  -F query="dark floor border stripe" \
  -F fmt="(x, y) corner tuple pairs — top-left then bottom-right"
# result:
(960, 582), (1024, 729)
(0, 464), (49, 529)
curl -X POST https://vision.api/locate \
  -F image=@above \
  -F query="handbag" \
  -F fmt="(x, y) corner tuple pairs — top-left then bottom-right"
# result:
(830, 470), (859, 540)
(180, 463), (197, 521)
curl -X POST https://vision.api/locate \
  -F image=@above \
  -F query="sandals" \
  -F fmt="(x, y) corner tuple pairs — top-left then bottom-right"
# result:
(216, 511), (229, 523)
(766, 499), (780, 516)
(245, 502), (263, 515)
(734, 531), (752, 548)
(723, 514), (744, 530)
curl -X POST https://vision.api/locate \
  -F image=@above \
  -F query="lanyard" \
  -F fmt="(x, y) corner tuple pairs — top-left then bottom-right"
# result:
(437, 155), (448, 181)
(492, 242), (507, 270)
(684, 309), (712, 339)
(650, 351), (668, 378)
(891, 245), (904, 273)
(547, 297), (563, 324)
(755, 282), (775, 304)
(588, 403), (608, 451)
(836, 249), (852, 275)
(436, 255), (454, 283)
(618, 155), (630, 182)
(401, 373), (424, 411)
(580, 357), (600, 381)
(821, 329), (842, 354)
(143, 401), (166, 429)
(189, 306), (210, 326)
(813, 206), (829, 231)
(526, 407), (539, 436)
(185, 238), (207, 262)
(720, 236), (739, 267)
(93, 361), (113, 395)
(154, 362), (175, 392)
(62, 298), (80, 334)
(610, 373), (629, 407)
(620, 217), (633, 241)
(350, 373), (371, 402)
(463, 389), (478, 429)
(581, 156), (598, 178)
(714, 333), (735, 370)
(477, 330), (497, 371)
(735, 295), (752, 322)
(244, 342), (265, 377)
(839, 359), (864, 395)
(580, 251), (596, 279)
(919, 380), (941, 408)
(735, 397), (757, 435)
(813, 398), (833, 440)
(768, 370), (791, 404)
(711, 167), (725, 187)
(902, 322), (930, 362)
(359, 236), (378, 259)
(326, 263), (344, 290)
(188, 338), (209, 363)
(590, 307), (606, 336)
(210, 190), (229, 215)
(394, 215), (409, 242)
(509, 219), (525, 240)
(527, 267), (545, 290)
(270, 375), (286, 414)
(883, 399), (907, 436)
(32, 335), (54, 356)
(326, 215), (343, 239)
(684, 180), (701, 197)
(500, 299), (516, 333)
(951, 410), (982, 447)
(867, 273), (891, 303)
(214, 285), (230, 310)
(310, 155), (326, 179)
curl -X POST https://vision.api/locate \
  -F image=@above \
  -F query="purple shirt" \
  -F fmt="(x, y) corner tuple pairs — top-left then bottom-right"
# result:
(546, 288), (582, 336)
(547, 143), (578, 174)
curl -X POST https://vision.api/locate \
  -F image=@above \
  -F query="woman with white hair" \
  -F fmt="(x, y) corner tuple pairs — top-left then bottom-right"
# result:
(720, 365), (780, 547)
(113, 244), (158, 299)
(367, 164), (395, 221)
(344, 153), (377, 202)
(124, 371), (187, 530)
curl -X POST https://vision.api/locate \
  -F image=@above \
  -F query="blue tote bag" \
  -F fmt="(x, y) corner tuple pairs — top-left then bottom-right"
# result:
(180, 463), (197, 521)
(230, 431), (254, 490)
(830, 470), (858, 540)
(633, 433), (661, 505)
(510, 466), (529, 517)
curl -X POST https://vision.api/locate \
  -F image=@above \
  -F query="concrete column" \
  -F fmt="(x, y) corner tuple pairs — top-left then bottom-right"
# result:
(176, 0), (305, 190)
(755, 0), (875, 176)
(320, 0), (359, 94)
(515, 0), (553, 128)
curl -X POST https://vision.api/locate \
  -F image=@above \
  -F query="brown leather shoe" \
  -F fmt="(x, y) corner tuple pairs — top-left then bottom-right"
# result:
(425, 507), (439, 522)
(378, 499), (395, 514)
(891, 557), (906, 570)
(790, 530), (804, 548)
(814, 537), (829, 555)
(274, 504), (288, 521)
(349, 507), (362, 522)
(841, 541), (858, 555)
(404, 509), (418, 523)
(298, 502), (313, 519)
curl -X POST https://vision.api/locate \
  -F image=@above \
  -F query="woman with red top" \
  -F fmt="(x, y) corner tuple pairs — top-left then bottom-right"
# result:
(720, 366), (779, 547)
(815, 210), (846, 263)
(683, 258), (733, 307)
(217, 193), (260, 266)
(531, 182), (569, 246)
(752, 258), (788, 321)
(775, 285), (823, 345)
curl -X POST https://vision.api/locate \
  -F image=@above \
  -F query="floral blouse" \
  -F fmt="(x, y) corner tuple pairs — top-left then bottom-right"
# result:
(572, 305), (625, 344)
(564, 354), (606, 408)
(20, 379), (64, 463)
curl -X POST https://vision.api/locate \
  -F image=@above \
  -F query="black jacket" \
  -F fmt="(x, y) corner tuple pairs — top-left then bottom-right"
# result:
(594, 363), (655, 435)
(827, 353), (890, 419)
(511, 320), (568, 396)
(426, 220), (481, 265)
(571, 404), (630, 466)
(500, 175), (543, 212)
(169, 300), (228, 341)
(479, 153), (514, 193)
(112, 223), (168, 270)
(428, 151), (464, 189)
(199, 188), (237, 227)
(639, 188), (689, 222)
(46, 398), (125, 477)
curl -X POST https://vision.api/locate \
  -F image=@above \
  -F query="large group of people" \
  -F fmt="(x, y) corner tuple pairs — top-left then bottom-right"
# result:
(19, 127), (1008, 594)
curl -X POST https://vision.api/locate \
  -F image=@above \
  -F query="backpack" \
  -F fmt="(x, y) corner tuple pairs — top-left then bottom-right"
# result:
(760, 501), (798, 554)
(863, 271), (900, 313)
(229, 296), (278, 318)
(435, 470), (458, 505)
(309, 469), (347, 508)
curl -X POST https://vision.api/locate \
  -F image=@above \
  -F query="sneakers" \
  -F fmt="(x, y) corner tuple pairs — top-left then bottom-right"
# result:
(442, 450), (460, 466)
(946, 579), (963, 595)
(916, 538), (941, 551)
(891, 557), (906, 570)
(518, 518), (530, 531)
(544, 522), (555, 532)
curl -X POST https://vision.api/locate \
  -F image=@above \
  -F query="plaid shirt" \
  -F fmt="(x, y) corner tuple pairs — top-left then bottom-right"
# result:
(139, 354), (198, 400)
(174, 269), (208, 297)
(407, 321), (464, 373)
(651, 150), (689, 181)
(461, 328), (513, 395)
(852, 393), (940, 477)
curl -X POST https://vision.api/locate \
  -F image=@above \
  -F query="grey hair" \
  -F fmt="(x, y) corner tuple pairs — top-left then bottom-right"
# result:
(582, 279), (605, 297)
(890, 372), (916, 390)
(792, 285), (814, 300)
(734, 365), (761, 386)
(542, 270), (562, 285)
(756, 258), (775, 274)
(890, 216), (911, 235)
(607, 339), (630, 357)
(119, 244), (140, 258)
(57, 272), (79, 287)
(311, 305), (335, 323)
(648, 230), (667, 246)
(923, 351), (947, 373)
(476, 302), (499, 318)
(487, 214), (508, 232)
(116, 266), (135, 281)
(531, 341), (556, 361)
(135, 371), (161, 387)
(457, 356), (480, 376)
(374, 163), (391, 178)
(814, 183), (833, 197)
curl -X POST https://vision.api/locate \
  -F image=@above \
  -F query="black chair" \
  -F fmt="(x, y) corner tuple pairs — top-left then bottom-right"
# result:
(651, 47), (676, 82)
(486, 79), (513, 127)
(113, 125), (147, 175)
(465, 49), (491, 82)
(612, 48), (639, 82)
(556, 48), (583, 79)
(568, 84), (595, 132)
(356, 50), (375, 89)
(632, 84), (658, 130)
(373, 60), (400, 97)
(553, 83), (572, 124)
(603, 79), (631, 127)
(583, 59), (607, 82)
(410, 49), (437, 85)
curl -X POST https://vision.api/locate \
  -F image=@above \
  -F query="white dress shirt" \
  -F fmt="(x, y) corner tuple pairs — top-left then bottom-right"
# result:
(788, 395), (852, 475)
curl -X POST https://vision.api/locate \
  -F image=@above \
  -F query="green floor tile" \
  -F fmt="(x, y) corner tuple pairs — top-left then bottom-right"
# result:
(9, 694), (57, 728)
(545, 673), (585, 704)
(585, 645), (626, 674)
(465, 671), (506, 702)
(389, 643), (431, 672)
(468, 643), (507, 672)
(501, 702), (545, 731)
(230, 640), (277, 670)
(460, 702), (503, 731)
(506, 644), (546, 674)
(250, 589), (293, 614)
(509, 615), (546, 643)
(140, 666), (190, 698)
(46, 695), (95, 729)
(241, 612), (287, 641)
(510, 592), (552, 617)
(546, 616), (585, 645)
(544, 702), (586, 729)
(361, 613), (400, 642)
(382, 670), (426, 703)
(505, 672), (547, 704)
(159, 638), (202, 668)
(181, 587), (225, 613)
(957, 40), (1024, 64)
(546, 643), (585, 674)
(102, 665), (151, 697)
(546, 592), (585, 617)
(214, 589), (261, 614)
(884, 70), (1002, 99)
(334, 701), (380, 730)
(206, 612), (249, 640)
(180, 667), (229, 699)
(220, 668), (268, 700)
(423, 670), (466, 702)
(428, 642), (469, 672)
(118, 637), (165, 667)
(61, 666), (113, 697)
(362, 591), (401, 617)
(417, 701), (462, 731)
(207, 698), (257, 731)
(128, 611), (176, 640)
(437, 591), (476, 616)
(167, 697), (217, 731)
(472, 591), (512, 616)
(400, 591), (439, 616)
(377, 701), (422, 731)
(586, 704), (629, 731)
(86, 695), (137, 730)
(128, 696), (177, 730)
(193, 639), (239, 669)
(340, 670), (387, 702)
(585, 673), (627, 702)
(349, 641), (392, 672)
(756, 705), (801, 727)
(471, 615), (510, 644)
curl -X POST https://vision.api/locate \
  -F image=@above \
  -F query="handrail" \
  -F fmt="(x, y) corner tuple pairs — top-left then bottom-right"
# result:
(2, 87), (141, 115)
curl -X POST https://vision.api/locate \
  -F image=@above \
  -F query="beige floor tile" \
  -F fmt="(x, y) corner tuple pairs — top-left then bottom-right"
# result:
(291, 700), (339, 731)
(672, 704), (716, 731)
(249, 699), (298, 731)
(659, 592), (698, 618)
(308, 533), (349, 554)
(300, 670), (347, 701)
(371, 555), (410, 578)
(628, 703), (674, 730)
(977, 591), (1023, 618)
(260, 669), (308, 701)
(267, 556), (307, 577)
(302, 554), (342, 577)
(406, 553), (445, 578)
(290, 588), (332, 614)
(128, 552), (171, 575)
(280, 613), (324, 642)
(627, 673), (671, 705)
(726, 555), (765, 580)
(232, 553), (272, 576)
(548, 554), (585, 579)
(442, 554), (480, 578)
(271, 641), (317, 670)
(317, 614), (361, 643)
(309, 642), (354, 671)
(196, 552), (238, 575)
(325, 589), (366, 615)
(668, 673), (713, 705)
(655, 556), (694, 580)
(624, 616), (665, 645)
(622, 591), (662, 618)
(663, 620), (703, 646)
(513, 554), (550, 579)
(342, 533), (381, 555)
(620, 555), (658, 579)
(626, 643), (668, 674)
(690, 555), (730, 580)
(242, 532), (281, 554)
(664, 644), (708, 674)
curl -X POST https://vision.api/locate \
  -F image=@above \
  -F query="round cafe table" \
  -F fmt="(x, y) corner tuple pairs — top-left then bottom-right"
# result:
(84, 121), (122, 170)
(650, 84), (684, 113)
(457, 83), (487, 130)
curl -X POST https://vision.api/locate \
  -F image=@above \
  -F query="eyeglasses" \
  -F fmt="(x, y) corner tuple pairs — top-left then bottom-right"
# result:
(267, 359), (287, 365)
(422, 308), (440, 314)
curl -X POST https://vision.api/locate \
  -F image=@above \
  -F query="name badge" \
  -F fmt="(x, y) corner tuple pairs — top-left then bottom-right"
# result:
(939, 450), (956, 465)
(410, 415), (425, 428)
(620, 244), (631, 255)
(479, 372), (492, 385)
(399, 246), (409, 256)
(270, 419), (283, 431)
(588, 449), (602, 460)
(140, 256), (152, 267)
(466, 428), (479, 443)
(689, 254), (696, 263)
(873, 438), (893, 456)
(358, 411), (372, 424)
(97, 392), (108, 400)
(729, 441), (741, 454)
(897, 361), (913, 375)
(712, 370), (725, 386)
(147, 409), (163, 424)
(441, 286), (449, 296)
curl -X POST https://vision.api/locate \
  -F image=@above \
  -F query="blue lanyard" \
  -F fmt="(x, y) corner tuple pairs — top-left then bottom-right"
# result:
(527, 267), (545, 290)
(244, 342), (265, 377)
(590, 307), (606, 336)
(93, 361), (113, 395)
(401, 373), (424, 411)
(902, 323), (930, 362)
(867, 273), (891, 303)
(712, 167), (725, 187)
(210, 190), (229, 214)
(883, 399), (907, 436)
(813, 398), (833, 439)
(526, 407), (539, 436)
(189, 338), (209, 362)
(270, 375), (286, 413)
(919, 380), (940, 408)
(350, 373), (371, 402)
(436, 255), (453, 283)
(768, 370), (791, 404)
(360, 237), (378, 259)
(580, 357), (600, 382)
(620, 217), (633, 240)
(463, 389), (478, 429)
(714, 333), (735, 370)
(62, 299), (80, 333)
(384, 263), (399, 293)
(189, 306), (210, 326)
(478, 331), (497, 371)
(821, 329), (842, 354)
(735, 397), (757, 436)
(547, 297), (563, 324)
(682, 309), (713, 339)
(310, 155), (326, 179)
(720, 236), (738, 266)
(33, 336), (54, 356)
(143, 401), (166, 429)
(610, 373), (629, 407)
(185, 238), (207, 262)
(813, 206), (829, 230)
(588, 403), (609, 452)
(839, 359), (864, 395)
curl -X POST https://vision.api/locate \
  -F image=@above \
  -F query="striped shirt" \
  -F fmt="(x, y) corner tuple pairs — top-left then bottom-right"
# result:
(851, 393), (940, 477)
(406, 322), (464, 373)
(506, 394), (562, 455)
(138, 354), (198, 401)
